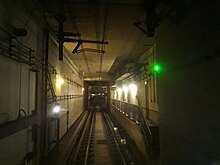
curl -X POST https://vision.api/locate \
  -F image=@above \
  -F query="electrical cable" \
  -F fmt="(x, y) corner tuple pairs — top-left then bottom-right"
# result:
(68, 5), (91, 74)
(99, 2), (110, 81)
(18, 38), (23, 110)
(22, 2), (37, 29)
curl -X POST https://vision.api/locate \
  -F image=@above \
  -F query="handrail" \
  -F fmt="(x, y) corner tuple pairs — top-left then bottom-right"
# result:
(138, 106), (152, 135)
(111, 99), (153, 155)
(138, 108), (153, 154)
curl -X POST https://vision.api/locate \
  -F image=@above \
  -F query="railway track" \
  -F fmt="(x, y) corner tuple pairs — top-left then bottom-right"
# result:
(65, 110), (136, 165)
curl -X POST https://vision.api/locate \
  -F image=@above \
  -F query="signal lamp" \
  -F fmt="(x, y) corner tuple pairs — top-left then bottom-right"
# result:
(152, 64), (161, 73)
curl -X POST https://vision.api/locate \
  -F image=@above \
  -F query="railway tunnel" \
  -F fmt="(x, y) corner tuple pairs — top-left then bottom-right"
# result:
(0, 0), (220, 165)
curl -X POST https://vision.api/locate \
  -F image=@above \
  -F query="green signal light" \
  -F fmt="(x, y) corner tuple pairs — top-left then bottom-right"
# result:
(154, 65), (159, 71)
(152, 64), (161, 73)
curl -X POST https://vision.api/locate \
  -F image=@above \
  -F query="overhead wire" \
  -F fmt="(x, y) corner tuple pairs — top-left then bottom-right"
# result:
(99, 2), (110, 80)
(22, 0), (37, 29)
(68, 4), (91, 74)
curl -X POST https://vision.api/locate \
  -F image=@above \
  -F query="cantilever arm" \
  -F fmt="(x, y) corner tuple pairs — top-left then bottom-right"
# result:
(72, 42), (83, 54)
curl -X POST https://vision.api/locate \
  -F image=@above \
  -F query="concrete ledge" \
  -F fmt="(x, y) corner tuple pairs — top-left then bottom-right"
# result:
(0, 115), (38, 140)
(111, 108), (147, 156)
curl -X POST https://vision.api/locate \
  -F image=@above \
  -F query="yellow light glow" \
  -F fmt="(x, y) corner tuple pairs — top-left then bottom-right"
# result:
(123, 86), (128, 99)
(117, 88), (122, 99)
(117, 88), (122, 93)
(129, 84), (137, 97)
(53, 105), (61, 113)
(82, 87), (85, 92)
(56, 75), (64, 85)
(114, 90), (118, 99)
(123, 86), (128, 93)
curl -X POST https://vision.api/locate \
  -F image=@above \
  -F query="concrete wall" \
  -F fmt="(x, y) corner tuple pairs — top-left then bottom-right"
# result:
(156, 1), (220, 164)
(0, 57), (36, 164)
(0, 2), (41, 164)
(0, 127), (33, 165)
(0, 1), (83, 164)
(0, 58), (36, 120)
(111, 108), (146, 156)
(47, 38), (83, 141)
(139, 47), (159, 124)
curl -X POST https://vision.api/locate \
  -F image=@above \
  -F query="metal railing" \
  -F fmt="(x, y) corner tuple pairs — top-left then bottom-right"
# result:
(111, 99), (154, 156)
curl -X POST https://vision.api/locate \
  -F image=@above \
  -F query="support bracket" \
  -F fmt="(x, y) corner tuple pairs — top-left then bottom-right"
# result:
(55, 15), (108, 60)
(69, 39), (108, 54)
(73, 48), (105, 54)
(55, 15), (81, 60)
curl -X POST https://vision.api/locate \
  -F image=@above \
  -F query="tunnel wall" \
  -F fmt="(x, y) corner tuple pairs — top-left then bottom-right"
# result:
(156, 1), (220, 164)
(111, 54), (159, 125)
(0, 2), (41, 164)
(46, 37), (83, 144)
(110, 47), (160, 159)
(0, 2), (83, 164)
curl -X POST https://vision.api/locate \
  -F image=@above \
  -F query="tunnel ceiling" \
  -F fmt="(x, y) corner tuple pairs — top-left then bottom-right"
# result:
(31, 0), (157, 81)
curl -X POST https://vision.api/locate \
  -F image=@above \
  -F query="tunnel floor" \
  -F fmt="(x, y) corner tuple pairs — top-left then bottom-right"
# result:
(43, 110), (150, 165)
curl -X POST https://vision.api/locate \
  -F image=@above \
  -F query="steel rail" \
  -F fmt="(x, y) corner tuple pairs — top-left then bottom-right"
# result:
(68, 110), (94, 165)
(83, 111), (95, 165)
(103, 112), (127, 165)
